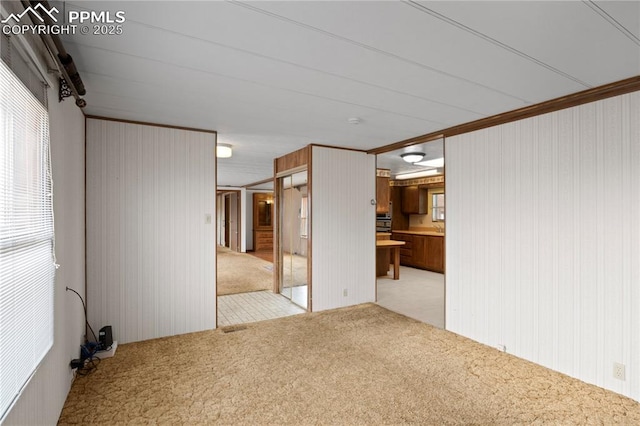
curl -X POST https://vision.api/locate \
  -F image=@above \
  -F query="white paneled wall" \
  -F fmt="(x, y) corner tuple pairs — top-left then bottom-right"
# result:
(446, 92), (640, 400)
(311, 146), (376, 311)
(86, 119), (216, 344)
(4, 83), (86, 425)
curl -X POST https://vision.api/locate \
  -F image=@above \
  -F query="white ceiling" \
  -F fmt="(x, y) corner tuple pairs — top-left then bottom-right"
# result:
(57, 1), (640, 185)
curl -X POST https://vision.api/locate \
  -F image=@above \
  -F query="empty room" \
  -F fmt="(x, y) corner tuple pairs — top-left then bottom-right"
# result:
(1, 1), (640, 424)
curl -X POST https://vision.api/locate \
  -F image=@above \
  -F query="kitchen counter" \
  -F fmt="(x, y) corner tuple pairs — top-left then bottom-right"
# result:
(391, 230), (445, 273)
(376, 240), (405, 280)
(391, 230), (444, 237)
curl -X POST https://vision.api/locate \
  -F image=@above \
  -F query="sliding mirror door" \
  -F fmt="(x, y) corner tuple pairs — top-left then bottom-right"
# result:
(277, 170), (308, 309)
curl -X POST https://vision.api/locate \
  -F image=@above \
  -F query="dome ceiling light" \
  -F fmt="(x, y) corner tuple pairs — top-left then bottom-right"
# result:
(400, 152), (425, 163)
(216, 143), (233, 158)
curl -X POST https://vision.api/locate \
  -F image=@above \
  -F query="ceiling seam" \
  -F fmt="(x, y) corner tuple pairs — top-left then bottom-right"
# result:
(65, 40), (449, 127)
(124, 17), (487, 118)
(227, 0), (533, 105)
(582, 1), (640, 46)
(404, 0), (593, 88)
(66, 2), (485, 118)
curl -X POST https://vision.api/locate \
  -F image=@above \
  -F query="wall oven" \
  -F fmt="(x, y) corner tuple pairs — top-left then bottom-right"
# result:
(376, 207), (392, 232)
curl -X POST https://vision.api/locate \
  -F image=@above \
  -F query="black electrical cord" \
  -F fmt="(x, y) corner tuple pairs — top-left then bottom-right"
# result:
(66, 286), (98, 343)
(76, 355), (100, 376)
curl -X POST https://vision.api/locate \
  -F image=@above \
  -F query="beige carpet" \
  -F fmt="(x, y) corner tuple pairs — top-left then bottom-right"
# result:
(58, 304), (640, 425)
(217, 246), (273, 295)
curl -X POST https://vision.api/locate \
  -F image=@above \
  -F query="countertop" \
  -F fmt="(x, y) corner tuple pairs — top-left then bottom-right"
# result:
(376, 240), (406, 247)
(391, 230), (445, 237)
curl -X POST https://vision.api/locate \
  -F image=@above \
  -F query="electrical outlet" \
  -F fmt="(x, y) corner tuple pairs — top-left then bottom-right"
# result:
(613, 362), (626, 381)
(205, 214), (212, 224)
(343, 289), (348, 297)
(496, 344), (506, 352)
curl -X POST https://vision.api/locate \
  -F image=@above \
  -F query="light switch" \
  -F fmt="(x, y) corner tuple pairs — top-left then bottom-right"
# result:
(205, 214), (212, 224)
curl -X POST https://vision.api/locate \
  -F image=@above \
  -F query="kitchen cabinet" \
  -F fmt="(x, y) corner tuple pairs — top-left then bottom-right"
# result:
(391, 232), (444, 273)
(412, 235), (428, 269)
(376, 174), (390, 214)
(401, 186), (427, 214)
(391, 233), (413, 266)
(390, 186), (409, 230)
(424, 236), (444, 272)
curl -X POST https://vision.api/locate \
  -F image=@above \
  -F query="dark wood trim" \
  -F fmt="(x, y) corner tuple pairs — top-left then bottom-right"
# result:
(370, 75), (640, 154)
(369, 133), (445, 155)
(214, 133), (218, 327)
(307, 147), (312, 313)
(310, 143), (369, 153)
(273, 158), (280, 295)
(85, 115), (218, 135)
(275, 146), (309, 174)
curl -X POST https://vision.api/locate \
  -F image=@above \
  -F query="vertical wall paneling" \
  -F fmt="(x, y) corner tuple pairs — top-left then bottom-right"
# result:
(86, 119), (216, 344)
(311, 147), (376, 311)
(445, 92), (640, 400)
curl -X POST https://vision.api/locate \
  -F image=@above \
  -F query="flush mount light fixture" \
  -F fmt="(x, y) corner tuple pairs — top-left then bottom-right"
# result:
(400, 152), (425, 163)
(395, 169), (440, 180)
(216, 143), (232, 158)
(414, 157), (444, 168)
(348, 117), (361, 125)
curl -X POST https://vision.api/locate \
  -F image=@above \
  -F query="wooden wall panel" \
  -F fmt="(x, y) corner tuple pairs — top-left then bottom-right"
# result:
(86, 118), (216, 344)
(445, 91), (640, 401)
(276, 146), (309, 174)
(311, 146), (376, 311)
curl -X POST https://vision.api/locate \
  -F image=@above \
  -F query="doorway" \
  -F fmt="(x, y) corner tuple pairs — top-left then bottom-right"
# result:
(218, 190), (241, 251)
(277, 170), (309, 309)
(374, 138), (446, 329)
(215, 182), (306, 327)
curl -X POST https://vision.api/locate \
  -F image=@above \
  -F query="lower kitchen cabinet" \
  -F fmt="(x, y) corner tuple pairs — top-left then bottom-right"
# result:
(424, 236), (444, 273)
(391, 232), (444, 273)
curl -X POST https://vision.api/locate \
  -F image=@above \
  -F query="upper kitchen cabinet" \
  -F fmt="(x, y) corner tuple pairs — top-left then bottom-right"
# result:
(401, 185), (427, 214)
(376, 169), (390, 214)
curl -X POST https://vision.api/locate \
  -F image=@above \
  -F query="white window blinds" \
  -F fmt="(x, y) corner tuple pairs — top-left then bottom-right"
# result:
(0, 59), (54, 421)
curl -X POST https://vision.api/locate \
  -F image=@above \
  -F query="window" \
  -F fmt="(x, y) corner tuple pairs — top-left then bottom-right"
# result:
(0, 59), (54, 421)
(432, 192), (445, 222)
(300, 196), (308, 238)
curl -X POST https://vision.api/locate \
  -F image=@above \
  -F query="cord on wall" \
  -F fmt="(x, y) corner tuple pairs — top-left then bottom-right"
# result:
(66, 286), (98, 343)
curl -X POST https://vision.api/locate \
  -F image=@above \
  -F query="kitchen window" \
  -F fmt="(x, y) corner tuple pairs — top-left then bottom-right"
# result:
(432, 192), (445, 222)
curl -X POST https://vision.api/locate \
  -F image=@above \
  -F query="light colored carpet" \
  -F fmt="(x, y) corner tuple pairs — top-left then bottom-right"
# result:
(58, 304), (640, 425)
(217, 246), (272, 295)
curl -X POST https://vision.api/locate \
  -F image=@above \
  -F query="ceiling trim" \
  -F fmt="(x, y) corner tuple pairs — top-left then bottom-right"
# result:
(85, 114), (218, 135)
(369, 75), (640, 154)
